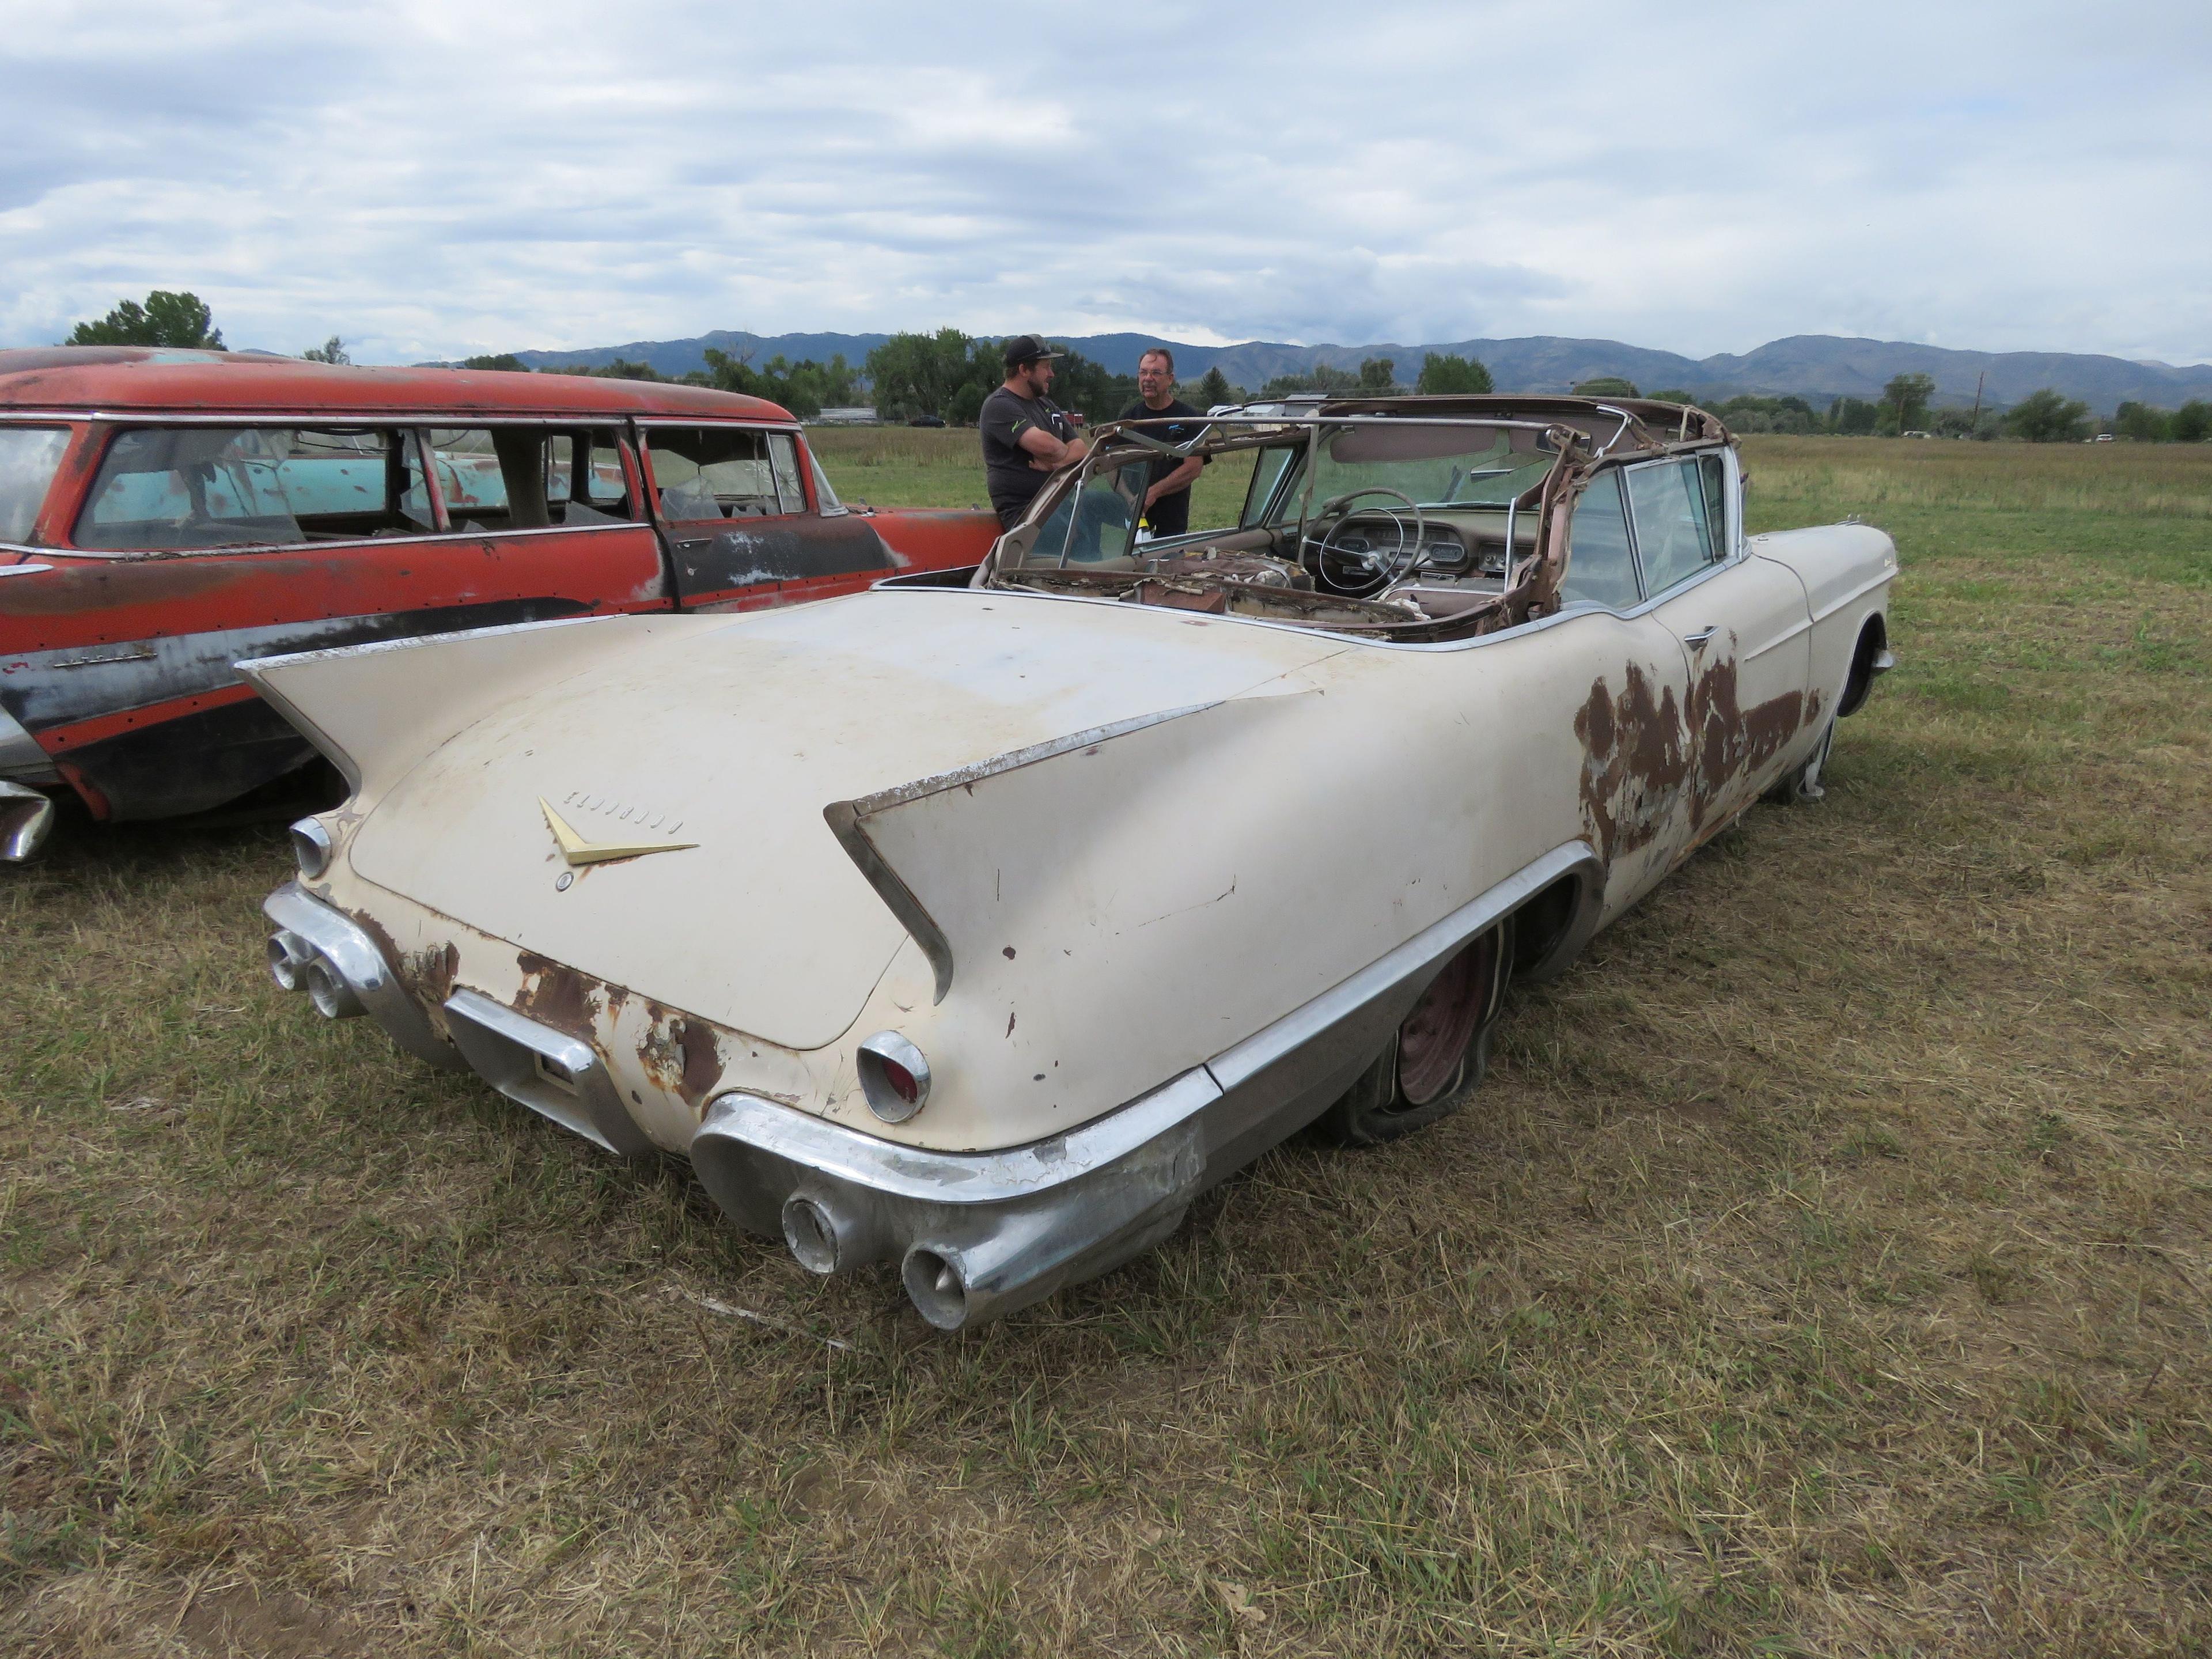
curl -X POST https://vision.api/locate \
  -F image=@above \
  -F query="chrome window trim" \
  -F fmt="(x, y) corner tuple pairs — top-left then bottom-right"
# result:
(43, 517), (654, 560)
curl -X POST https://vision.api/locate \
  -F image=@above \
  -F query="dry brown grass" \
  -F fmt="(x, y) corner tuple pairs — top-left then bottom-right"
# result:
(5, 437), (2210, 1655)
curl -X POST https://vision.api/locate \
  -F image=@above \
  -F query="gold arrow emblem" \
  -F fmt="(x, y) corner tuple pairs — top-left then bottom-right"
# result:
(539, 797), (697, 867)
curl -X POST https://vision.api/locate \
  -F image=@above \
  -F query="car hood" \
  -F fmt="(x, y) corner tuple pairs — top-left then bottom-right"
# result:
(345, 589), (1349, 1050)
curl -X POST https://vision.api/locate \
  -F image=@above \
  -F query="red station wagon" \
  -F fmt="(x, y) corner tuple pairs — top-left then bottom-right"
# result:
(0, 348), (998, 858)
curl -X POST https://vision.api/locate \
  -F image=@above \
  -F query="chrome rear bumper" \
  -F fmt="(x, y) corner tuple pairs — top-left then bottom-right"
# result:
(263, 882), (465, 1070)
(264, 839), (1600, 1332)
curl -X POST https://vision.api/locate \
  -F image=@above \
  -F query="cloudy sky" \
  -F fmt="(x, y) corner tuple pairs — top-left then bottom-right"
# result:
(3, 1), (2205, 366)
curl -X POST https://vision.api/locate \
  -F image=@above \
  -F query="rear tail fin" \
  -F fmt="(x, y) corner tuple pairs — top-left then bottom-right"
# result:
(238, 615), (689, 800)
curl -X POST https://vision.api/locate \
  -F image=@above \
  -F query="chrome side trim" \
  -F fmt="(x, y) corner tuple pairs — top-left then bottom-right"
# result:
(261, 882), (467, 1070)
(0, 562), (53, 577)
(441, 988), (656, 1160)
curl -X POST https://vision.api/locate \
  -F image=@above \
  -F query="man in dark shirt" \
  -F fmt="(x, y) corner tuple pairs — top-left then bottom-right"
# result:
(1115, 347), (1209, 539)
(978, 336), (1087, 528)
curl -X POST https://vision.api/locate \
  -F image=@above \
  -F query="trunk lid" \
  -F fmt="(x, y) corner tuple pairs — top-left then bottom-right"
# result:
(347, 589), (1346, 1050)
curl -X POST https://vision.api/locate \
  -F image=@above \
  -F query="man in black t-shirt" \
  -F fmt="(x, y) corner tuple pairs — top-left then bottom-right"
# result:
(978, 336), (1088, 528)
(1115, 347), (1210, 539)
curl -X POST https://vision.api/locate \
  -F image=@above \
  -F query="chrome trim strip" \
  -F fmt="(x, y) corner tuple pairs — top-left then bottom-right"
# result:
(0, 562), (52, 577)
(1208, 839), (1599, 1098)
(262, 882), (467, 1070)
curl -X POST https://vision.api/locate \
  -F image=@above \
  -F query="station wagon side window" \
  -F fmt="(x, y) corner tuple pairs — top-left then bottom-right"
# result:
(642, 427), (806, 522)
(1558, 470), (1641, 611)
(544, 431), (639, 525)
(427, 427), (638, 531)
(74, 426), (433, 552)
(1625, 459), (1720, 596)
(0, 426), (70, 544)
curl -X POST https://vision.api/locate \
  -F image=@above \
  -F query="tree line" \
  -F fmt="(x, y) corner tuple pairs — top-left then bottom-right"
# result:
(51, 291), (2212, 441)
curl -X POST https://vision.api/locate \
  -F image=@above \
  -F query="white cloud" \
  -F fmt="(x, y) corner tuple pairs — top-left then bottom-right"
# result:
(2, 0), (2206, 365)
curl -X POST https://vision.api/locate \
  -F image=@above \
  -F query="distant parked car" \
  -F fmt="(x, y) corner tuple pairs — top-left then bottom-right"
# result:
(907, 415), (948, 429)
(0, 349), (998, 859)
(254, 395), (1896, 1330)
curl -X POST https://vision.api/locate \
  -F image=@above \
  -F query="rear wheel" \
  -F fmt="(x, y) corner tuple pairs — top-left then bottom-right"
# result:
(1318, 918), (1512, 1147)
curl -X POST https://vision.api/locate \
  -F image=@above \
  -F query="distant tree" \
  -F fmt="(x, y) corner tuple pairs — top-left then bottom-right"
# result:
(2003, 388), (2092, 443)
(1643, 387), (1696, 405)
(462, 353), (528, 372)
(863, 328), (976, 422)
(1260, 361), (1359, 398)
(1357, 357), (1396, 392)
(1881, 372), (1937, 434)
(1046, 346), (1138, 426)
(1190, 366), (1243, 408)
(2113, 401), (2171, 443)
(1415, 353), (1494, 395)
(66, 290), (224, 350)
(1931, 405), (1999, 440)
(698, 347), (861, 420)
(301, 336), (350, 365)
(1714, 394), (1816, 435)
(557, 357), (666, 382)
(2172, 400), (2212, 443)
(1571, 376), (1638, 397)
(946, 380), (988, 426)
(1829, 396), (1881, 436)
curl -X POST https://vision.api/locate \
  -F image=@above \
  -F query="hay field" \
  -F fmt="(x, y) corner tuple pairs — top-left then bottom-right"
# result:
(3, 435), (2209, 1656)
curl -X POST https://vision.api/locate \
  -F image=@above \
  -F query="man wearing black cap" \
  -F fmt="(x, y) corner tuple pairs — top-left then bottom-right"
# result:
(979, 335), (1088, 528)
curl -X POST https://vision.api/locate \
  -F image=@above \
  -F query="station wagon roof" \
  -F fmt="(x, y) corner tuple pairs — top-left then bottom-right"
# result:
(0, 347), (793, 422)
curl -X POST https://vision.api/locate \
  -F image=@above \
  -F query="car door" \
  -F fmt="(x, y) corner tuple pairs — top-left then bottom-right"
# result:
(1628, 450), (1811, 837)
(638, 422), (894, 611)
(1555, 467), (1699, 922)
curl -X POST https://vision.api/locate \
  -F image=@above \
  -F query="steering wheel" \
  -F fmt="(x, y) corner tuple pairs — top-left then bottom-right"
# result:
(1302, 488), (1427, 595)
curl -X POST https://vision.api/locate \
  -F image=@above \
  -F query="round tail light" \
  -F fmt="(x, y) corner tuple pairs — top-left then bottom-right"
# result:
(855, 1031), (931, 1123)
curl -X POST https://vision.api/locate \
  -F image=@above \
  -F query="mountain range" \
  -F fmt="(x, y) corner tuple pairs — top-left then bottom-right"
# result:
(505, 331), (2212, 416)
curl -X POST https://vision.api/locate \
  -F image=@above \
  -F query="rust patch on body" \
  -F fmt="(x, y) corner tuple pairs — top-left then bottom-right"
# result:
(400, 940), (460, 1008)
(1680, 653), (1805, 834)
(637, 999), (726, 1109)
(1576, 653), (1812, 862)
(1573, 662), (1688, 862)
(514, 950), (602, 1038)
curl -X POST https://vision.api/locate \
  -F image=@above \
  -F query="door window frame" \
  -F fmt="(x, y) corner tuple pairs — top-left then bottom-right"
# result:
(633, 419), (818, 525)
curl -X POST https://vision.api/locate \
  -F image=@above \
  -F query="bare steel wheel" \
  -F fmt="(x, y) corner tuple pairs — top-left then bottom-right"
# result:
(1318, 918), (1513, 1146)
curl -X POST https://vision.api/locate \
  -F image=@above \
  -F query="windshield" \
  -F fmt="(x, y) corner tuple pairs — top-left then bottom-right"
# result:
(1284, 424), (1552, 518)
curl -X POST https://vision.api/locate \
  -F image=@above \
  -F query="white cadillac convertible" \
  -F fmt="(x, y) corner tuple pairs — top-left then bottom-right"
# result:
(252, 396), (1895, 1330)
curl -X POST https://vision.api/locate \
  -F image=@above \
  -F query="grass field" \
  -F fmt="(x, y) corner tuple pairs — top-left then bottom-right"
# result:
(5, 435), (2210, 1656)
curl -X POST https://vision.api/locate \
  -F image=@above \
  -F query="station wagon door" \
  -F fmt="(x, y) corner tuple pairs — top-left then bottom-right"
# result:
(638, 423), (893, 611)
(1627, 450), (1811, 832)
